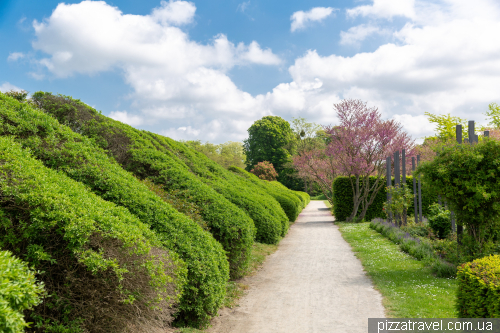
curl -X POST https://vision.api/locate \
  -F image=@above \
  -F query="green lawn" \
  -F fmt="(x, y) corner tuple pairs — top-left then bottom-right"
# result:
(337, 222), (457, 318)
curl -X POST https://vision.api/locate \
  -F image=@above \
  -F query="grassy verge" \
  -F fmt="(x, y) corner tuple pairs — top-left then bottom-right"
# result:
(337, 222), (457, 318)
(176, 242), (278, 332)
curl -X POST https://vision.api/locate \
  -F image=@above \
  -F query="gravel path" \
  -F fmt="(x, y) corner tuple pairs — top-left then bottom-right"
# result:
(206, 201), (385, 333)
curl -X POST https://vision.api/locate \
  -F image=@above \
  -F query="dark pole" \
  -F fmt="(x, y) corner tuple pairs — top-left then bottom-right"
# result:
(394, 151), (400, 187)
(412, 157), (417, 223)
(386, 156), (392, 222)
(417, 154), (422, 223)
(402, 149), (406, 184)
(468, 120), (475, 144)
(456, 125), (463, 243)
(485, 130), (490, 137)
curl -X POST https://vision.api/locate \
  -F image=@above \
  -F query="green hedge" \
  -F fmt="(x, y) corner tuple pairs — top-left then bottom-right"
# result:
(0, 136), (185, 332)
(33, 92), (256, 284)
(0, 251), (45, 333)
(228, 167), (305, 226)
(0, 92), (229, 327)
(457, 255), (500, 317)
(148, 134), (287, 244)
(332, 176), (438, 222)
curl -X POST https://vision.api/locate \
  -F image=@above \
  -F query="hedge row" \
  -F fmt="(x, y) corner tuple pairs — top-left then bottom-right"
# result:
(228, 166), (308, 226)
(0, 251), (44, 333)
(147, 134), (289, 244)
(0, 136), (185, 332)
(0, 93), (229, 327)
(332, 176), (438, 222)
(31, 92), (253, 284)
(457, 255), (500, 317)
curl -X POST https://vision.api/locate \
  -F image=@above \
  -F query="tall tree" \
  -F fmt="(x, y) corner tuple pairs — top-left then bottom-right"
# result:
(244, 116), (294, 176)
(325, 99), (415, 222)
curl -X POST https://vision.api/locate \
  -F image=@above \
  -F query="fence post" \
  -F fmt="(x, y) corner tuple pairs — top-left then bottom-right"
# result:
(412, 156), (417, 224)
(417, 154), (422, 223)
(386, 156), (392, 222)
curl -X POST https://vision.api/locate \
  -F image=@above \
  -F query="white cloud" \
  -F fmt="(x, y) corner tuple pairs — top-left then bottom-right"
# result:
(7, 52), (25, 61)
(151, 0), (196, 26)
(0, 82), (23, 93)
(291, 7), (335, 32)
(109, 111), (144, 126)
(347, 0), (415, 19)
(339, 24), (387, 45)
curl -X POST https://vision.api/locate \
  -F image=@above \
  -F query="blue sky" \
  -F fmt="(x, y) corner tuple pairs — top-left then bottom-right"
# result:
(2, 0), (500, 143)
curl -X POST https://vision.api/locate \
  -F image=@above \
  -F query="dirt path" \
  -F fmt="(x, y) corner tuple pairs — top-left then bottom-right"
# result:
(206, 201), (385, 333)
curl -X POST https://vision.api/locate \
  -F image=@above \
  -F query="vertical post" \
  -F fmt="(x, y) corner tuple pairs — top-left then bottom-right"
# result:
(412, 156), (417, 224)
(417, 154), (423, 223)
(485, 130), (490, 137)
(468, 120), (475, 144)
(436, 151), (441, 206)
(394, 151), (400, 187)
(402, 149), (406, 184)
(456, 124), (463, 244)
(386, 156), (392, 222)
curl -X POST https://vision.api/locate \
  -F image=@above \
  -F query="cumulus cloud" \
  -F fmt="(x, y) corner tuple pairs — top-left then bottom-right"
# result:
(291, 7), (335, 32)
(29, 0), (500, 143)
(7, 52), (25, 61)
(347, 0), (415, 19)
(339, 24), (387, 45)
(151, 0), (196, 25)
(0, 82), (23, 92)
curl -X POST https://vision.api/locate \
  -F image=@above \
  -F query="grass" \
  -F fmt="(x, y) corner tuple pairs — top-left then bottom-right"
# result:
(175, 242), (278, 332)
(337, 222), (457, 318)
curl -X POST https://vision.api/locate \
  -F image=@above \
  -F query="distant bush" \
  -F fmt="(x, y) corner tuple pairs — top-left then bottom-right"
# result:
(457, 255), (500, 317)
(1, 92), (229, 328)
(250, 161), (278, 181)
(427, 203), (452, 239)
(0, 251), (45, 333)
(0, 136), (185, 332)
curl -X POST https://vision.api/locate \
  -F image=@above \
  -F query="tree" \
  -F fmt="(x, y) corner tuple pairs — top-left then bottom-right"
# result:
(485, 103), (500, 128)
(325, 99), (415, 222)
(183, 140), (246, 169)
(250, 161), (278, 181)
(244, 115), (295, 181)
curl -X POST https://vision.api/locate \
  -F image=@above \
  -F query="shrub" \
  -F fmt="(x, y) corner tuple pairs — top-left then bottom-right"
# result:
(427, 203), (452, 239)
(1, 92), (228, 328)
(0, 136), (185, 332)
(457, 255), (500, 317)
(0, 251), (45, 333)
(417, 140), (500, 258)
(250, 161), (278, 181)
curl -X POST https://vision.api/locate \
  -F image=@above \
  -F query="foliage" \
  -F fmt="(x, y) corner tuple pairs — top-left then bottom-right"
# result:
(370, 219), (456, 278)
(325, 99), (415, 222)
(2, 92), (229, 328)
(457, 255), (500, 317)
(0, 251), (45, 333)
(183, 140), (246, 169)
(417, 139), (500, 259)
(338, 222), (457, 318)
(427, 203), (452, 239)
(424, 112), (470, 141)
(0, 136), (185, 332)
(250, 161), (278, 181)
(3, 90), (28, 102)
(243, 115), (295, 177)
(484, 103), (500, 128)
(383, 185), (414, 226)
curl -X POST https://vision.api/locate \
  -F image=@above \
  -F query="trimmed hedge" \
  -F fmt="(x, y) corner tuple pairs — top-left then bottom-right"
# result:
(0, 251), (44, 333)
(457, 255), (500, 317)
(147, 134), (287, 244)
(0, 136), (185, 332)
(332, 176), (438, 222)
(0, 92), (229, 327)
(228, 167), (305, 226)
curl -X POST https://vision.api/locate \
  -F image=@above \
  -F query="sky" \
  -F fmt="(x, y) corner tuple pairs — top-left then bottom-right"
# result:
(1, 0), (500, 144)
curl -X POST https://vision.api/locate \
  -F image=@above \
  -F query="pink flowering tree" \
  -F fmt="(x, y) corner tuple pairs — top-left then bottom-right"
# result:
(325, 99), (415, 222)
(292, 148), (336, 205)
(251, 161), (279, 181)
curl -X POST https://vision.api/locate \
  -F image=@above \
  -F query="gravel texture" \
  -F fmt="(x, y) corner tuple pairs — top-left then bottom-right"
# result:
(206, 200), (385, 333)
